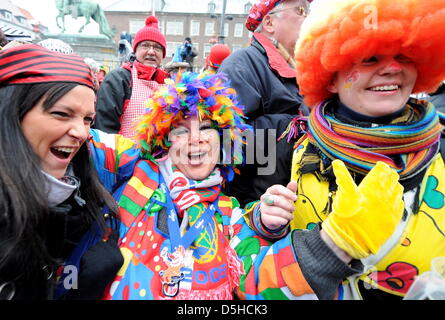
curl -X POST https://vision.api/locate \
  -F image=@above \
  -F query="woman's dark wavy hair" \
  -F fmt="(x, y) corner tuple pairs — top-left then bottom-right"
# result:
(0, 82), (118, 292)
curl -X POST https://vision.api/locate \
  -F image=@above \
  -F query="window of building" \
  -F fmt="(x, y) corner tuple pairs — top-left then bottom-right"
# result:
(3, 11), (12, 21)
(205, 22), (214, 36)
(166, 21), (184, 35)
(158, 19), (165, 35)
(223, 23), (229, 37)
(166, 42), (183, 59)
(129, 19), (145, 34)
(234, 23), (243, 37)
(203, 43), (212, 58)
(190, 20), (200, 36)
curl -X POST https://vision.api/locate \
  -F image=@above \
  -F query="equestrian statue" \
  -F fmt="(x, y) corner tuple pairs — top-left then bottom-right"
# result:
(55, 0), (115, 39)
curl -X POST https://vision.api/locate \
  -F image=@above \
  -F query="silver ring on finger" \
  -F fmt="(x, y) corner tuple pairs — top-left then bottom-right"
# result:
(263, 194), (274, 206)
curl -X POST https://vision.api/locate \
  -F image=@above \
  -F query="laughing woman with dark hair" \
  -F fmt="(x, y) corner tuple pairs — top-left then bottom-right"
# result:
(0, 44), (123, 300)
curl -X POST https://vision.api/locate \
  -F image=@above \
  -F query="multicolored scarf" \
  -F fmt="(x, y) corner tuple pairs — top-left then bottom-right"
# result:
(307, 99), (443, 180)
(158, 157), (222, 216)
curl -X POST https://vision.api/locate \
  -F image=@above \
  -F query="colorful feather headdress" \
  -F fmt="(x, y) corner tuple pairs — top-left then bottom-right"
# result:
(135, 72), (252, 182)
(295, 0), (445, 107)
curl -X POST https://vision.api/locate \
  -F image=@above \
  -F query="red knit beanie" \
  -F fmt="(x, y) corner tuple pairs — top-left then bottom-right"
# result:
(133, 16), (166, 57)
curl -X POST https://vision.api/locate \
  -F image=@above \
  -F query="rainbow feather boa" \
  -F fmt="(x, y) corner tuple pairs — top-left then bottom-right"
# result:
(135, 72), (252, 182)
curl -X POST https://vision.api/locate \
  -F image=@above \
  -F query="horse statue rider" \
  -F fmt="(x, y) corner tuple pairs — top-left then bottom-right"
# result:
(55, 0), (115, 40)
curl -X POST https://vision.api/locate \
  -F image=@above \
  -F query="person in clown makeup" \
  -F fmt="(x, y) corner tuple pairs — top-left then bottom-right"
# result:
(89, 72), (298, 300)
(238, 0), (445, 300)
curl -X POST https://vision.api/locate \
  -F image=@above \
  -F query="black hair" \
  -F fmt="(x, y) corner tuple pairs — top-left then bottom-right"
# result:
(0, 29), (8, 47)
(0, 82), (118, 297)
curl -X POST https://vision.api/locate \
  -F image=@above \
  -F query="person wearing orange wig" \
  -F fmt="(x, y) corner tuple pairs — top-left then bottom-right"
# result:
(246, 0), (445, 299)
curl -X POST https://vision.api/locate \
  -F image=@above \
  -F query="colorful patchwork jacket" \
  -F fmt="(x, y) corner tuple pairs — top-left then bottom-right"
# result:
(89, 129), (246, 299)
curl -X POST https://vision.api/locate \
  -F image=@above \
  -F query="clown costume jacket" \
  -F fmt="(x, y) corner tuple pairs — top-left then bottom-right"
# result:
(89, 129), (244, 299)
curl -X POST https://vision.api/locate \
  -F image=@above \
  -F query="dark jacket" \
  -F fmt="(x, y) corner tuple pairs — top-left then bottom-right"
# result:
(218, 33), (307, 206)
(219, 33), (308, 120)
(94, 61), (168, 134)
(0, 195), (123, 300)
(428, 83), (445, 113)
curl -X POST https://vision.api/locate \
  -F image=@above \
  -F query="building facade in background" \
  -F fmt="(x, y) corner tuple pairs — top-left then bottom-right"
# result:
(104, 0), (252, 71)
(0, 0), (48, 42)
(1, 0), (251, 73)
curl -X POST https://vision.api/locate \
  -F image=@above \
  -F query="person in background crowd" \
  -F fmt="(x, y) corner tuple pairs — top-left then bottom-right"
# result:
(84, 58), (101, 91)
(218, 0), (312, 206)
(38, 38), (74, 55)
(0, 44), (123, 300)
(94, 16), (169, 138)
(97, 65), (108, 87)
(204, 44), (231, 74)
(164, 61), (190, 77)
(172, 38), (198, 72)
(118, 31), (134, 66)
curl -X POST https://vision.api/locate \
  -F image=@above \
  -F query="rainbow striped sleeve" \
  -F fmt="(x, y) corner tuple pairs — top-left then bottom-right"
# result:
(89, 129), (140, 191)
(230, 208), (317, 300)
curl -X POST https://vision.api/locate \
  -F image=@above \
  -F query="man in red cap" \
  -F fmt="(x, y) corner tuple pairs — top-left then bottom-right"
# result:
(94, 16), (169, 138)
(218, 0), (311, 206)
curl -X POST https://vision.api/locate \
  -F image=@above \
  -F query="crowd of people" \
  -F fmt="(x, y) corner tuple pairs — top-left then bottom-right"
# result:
(1, 0), (445, 301)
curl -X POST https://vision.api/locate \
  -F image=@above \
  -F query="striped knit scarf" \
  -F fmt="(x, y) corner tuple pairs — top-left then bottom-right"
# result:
(307, 99), (443, 181)
(158, 157), (222, 216)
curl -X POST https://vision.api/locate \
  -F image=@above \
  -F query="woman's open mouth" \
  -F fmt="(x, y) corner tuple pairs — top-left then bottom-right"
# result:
(188, 151), (208, 165)
(50, 147), (75, 160)
(367, 84), (401, 92)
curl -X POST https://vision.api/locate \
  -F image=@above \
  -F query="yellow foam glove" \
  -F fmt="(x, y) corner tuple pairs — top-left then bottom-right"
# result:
(322, 160), (404, 259)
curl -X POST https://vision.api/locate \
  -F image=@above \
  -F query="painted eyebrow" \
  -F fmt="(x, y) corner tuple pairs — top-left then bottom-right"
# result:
(52, 104), (96, 117)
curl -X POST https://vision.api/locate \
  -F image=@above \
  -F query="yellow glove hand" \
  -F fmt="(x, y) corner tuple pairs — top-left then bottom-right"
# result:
(322, 160), (404, 259)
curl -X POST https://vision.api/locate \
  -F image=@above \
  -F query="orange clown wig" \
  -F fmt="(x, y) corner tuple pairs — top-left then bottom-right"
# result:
(295, 0), (445, 107)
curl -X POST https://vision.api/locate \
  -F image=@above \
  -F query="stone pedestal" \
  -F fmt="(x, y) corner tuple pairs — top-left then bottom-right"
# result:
(40, 33), (119, 70)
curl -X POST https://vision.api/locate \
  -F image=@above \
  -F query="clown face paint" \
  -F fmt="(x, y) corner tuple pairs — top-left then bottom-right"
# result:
(329, 54), (417, 117)
(343, 70), (360, 89)
(168, 116), (220, 181)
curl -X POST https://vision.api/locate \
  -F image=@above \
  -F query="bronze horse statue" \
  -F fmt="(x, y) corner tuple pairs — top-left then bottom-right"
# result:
(55, 0), (114, 39)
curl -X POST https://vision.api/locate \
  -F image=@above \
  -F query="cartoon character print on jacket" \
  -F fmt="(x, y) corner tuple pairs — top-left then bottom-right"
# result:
(290, 138), (445, 298)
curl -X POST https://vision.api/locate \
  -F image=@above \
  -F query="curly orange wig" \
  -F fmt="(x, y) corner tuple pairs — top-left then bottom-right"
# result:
(295, 0), (445, 107)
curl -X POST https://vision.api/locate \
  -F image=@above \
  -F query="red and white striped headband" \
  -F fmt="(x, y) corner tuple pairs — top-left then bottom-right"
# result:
(0, 43), (94, 89)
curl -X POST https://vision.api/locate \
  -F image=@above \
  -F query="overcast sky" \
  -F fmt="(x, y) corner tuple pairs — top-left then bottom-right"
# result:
(11, 0), (117, 34)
